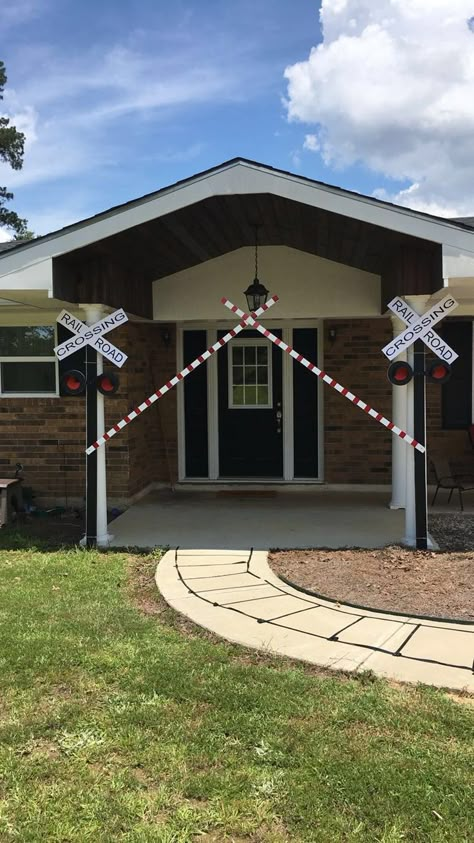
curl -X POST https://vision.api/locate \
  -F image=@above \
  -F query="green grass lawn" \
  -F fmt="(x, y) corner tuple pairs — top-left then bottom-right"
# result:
(0, 541), (473, 842)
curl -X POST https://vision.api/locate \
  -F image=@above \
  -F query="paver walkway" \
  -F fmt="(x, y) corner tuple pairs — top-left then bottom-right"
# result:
(157, 548), (474, 692)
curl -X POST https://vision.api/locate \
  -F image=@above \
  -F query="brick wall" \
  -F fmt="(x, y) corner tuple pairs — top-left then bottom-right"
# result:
(323, 318), (393, 484)
(2, 316), (469, 503)
(123, 322), (178, 498)
(323, 317), (472, 486)
(0, 321), (178, 506)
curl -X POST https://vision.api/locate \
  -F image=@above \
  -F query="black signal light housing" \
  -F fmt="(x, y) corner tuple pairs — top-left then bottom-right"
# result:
(60, 369), (87, 396)
(426, 361), (451, 384)
(387, 361), (413, 386)
(96, 371), (119, 395)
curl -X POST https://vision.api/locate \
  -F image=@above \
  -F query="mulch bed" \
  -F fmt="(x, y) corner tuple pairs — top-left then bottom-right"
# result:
(269, 514), (474, 622)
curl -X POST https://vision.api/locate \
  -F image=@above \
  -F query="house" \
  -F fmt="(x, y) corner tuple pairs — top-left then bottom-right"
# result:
(1, 158), (473, 539)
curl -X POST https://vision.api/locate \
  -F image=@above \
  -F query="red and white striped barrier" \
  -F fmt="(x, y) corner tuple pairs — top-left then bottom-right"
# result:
(222, 297), (425, 454)
(85, 296), (279, 454)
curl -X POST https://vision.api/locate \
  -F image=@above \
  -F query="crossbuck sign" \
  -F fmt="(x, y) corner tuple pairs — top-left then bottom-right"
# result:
(382, 295), (459, 362)
(54, 308), (128, 368)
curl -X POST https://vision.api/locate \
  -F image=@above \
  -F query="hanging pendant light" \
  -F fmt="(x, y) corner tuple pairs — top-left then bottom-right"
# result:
(244, 225), (269, 312)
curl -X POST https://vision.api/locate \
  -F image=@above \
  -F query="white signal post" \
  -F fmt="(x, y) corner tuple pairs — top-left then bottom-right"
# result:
(54, 305), (129, 548)
(80, 305), (114, 547)
(382, 294), (459, 549)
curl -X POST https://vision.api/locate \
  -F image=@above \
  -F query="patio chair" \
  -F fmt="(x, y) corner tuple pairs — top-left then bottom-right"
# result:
(430, 458), (474, 511)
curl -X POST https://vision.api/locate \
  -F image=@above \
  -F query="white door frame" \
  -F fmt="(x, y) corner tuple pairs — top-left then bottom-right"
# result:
(177, 320), (323, 482)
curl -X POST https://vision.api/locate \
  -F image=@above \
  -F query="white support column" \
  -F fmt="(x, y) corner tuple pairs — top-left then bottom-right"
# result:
(389, 315), (408, 510)
(403, 295), (430, 547)
(80, 303), (112, 548)
(404, 342), (416, 545)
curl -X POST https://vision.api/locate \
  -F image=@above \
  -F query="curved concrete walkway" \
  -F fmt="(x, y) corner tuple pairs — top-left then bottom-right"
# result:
(156, 548), (474, 692)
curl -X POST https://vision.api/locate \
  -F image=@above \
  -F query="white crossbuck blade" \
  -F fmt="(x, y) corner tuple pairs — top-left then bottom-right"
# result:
(382, 295), (458, 362)
(54, 308), (128, 368)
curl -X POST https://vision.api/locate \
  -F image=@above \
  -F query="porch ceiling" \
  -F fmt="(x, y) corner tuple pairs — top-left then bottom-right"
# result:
(53, 193), (443, 319)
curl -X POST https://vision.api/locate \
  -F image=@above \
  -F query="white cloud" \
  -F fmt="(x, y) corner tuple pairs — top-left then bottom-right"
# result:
(0, 30), (261, 193)
(285, 0), (474, 216)
(303, 133), (320, 152)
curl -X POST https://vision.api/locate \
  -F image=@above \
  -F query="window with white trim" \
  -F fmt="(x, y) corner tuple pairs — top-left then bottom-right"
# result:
(0, 326), (57, 395)
(228, 339), (272, 408)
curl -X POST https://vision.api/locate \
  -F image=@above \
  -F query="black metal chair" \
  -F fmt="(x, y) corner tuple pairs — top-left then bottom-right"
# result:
(430, 458), (474, 511)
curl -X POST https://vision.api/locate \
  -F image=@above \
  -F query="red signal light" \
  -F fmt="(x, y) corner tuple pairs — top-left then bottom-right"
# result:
(60, 369), (86, 396)
(97, 371), (119, 395)
(427, 361), (451, 384)
(387, 361), (413, 385)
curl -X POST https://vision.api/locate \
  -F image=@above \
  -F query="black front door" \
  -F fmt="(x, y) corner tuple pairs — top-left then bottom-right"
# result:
(218, 330), (283, 477)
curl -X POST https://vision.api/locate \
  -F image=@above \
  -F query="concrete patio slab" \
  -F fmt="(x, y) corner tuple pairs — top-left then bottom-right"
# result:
(110, 489), (406, 549)
(156, 547), (474, 692)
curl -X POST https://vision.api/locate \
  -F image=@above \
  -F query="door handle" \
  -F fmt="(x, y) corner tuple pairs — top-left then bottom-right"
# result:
(276, 408), (282, 434)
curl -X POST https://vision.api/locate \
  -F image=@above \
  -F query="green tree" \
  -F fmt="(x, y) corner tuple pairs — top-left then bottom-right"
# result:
(0, 61), (31, 239)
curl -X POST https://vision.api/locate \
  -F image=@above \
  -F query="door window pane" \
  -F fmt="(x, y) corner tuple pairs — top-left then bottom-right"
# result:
(232, 385), (244, 404)
(244, 346), (256, 365)
(232, 346), (243, 365)
(229, 342), (272, 407)
(257, 385), (269, 404)
(2, 362), (56, 393)
(246, 366), (257, 384)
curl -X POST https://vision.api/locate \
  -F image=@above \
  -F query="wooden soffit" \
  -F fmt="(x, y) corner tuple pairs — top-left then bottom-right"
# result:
(52, 193), (444, 318)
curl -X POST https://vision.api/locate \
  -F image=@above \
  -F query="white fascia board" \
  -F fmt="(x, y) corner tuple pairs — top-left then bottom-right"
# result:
(237, 165), (474, 254)
(1, 161), (474, 277)
(0, 258), (53, 291)
(442, 245), (474, 280)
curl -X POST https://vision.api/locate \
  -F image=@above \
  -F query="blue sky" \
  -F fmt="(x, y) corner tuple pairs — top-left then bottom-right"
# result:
(1, 0), (474, 238)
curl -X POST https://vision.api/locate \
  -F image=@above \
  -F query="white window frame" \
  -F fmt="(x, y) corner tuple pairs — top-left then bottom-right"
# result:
(227, 338), (273, 410)
(0, 325), (59, 397)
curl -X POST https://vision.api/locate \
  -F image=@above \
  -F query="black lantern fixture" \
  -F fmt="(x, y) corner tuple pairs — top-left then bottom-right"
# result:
(244, 225), (269, 312)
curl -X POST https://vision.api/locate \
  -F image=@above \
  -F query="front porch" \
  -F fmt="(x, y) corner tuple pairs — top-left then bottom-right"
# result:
(109, 488), (406, 549)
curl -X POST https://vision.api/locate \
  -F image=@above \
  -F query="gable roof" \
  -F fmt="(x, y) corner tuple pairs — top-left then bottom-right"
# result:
(453, 216), (474, 229)
(0, 241), (20, 253)
(1, 158), (474, 272)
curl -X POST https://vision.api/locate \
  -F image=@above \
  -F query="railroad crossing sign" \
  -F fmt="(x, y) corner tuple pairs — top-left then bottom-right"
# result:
(54, 308), (128, 367)
(381, 295), (459, 361)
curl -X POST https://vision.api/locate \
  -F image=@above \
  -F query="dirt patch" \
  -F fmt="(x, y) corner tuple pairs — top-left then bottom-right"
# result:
(1, 510), (84, 548)
(269, 547), (474, 621)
